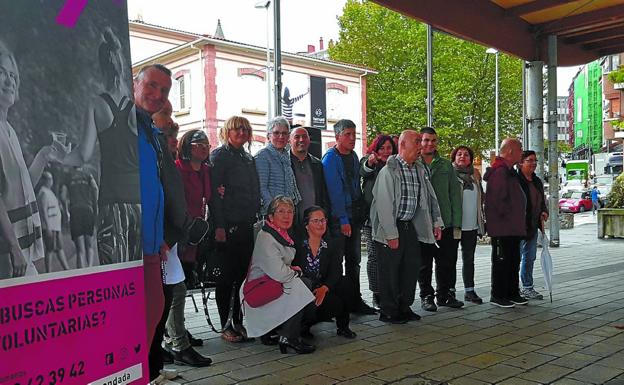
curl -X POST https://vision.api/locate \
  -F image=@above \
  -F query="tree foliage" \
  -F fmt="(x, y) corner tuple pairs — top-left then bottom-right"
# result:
(329, 0), (523, 158)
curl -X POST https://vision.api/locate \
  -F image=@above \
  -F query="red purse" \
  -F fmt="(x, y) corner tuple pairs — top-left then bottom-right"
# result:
(242, 274), (283, 308)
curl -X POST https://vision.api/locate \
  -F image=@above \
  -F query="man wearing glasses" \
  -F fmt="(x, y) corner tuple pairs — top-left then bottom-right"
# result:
(255, 116), (301, 216)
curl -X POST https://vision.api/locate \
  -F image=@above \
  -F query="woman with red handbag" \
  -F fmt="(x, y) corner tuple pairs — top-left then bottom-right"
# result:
(241, 196), (315, 354)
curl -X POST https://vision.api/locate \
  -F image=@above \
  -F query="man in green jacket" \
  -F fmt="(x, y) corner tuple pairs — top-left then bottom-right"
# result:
(417, 127), (464, 311)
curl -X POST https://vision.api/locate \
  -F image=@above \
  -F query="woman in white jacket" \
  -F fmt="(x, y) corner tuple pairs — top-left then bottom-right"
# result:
(241, 196), (315, 354)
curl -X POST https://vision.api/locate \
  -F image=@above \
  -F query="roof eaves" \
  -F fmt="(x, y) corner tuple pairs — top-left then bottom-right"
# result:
(133, 36), (377, 74)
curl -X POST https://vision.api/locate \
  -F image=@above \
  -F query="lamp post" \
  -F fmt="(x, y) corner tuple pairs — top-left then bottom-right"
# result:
(255, 0), (272, 120)
(486, 48), (500, 154)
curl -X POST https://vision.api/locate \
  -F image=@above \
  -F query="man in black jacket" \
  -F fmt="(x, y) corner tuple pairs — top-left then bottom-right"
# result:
(134, 64), (211, 381)
(290, 126), (330, 227)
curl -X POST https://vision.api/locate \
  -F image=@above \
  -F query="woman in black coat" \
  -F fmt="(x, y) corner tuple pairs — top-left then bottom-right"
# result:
(293, 206), (357, 339)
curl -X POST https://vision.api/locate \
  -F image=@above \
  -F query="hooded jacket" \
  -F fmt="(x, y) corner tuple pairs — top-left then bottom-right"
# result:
(370, 155), (444, 245)
(483, 157), (527, 238)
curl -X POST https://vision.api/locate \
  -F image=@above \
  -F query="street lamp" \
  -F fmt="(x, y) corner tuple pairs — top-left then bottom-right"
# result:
(255, 0), (272, 120)
(486, 47), (500, 155)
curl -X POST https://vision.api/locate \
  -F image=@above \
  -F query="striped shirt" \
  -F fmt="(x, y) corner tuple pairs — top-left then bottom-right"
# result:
(397, 155), (420, 221)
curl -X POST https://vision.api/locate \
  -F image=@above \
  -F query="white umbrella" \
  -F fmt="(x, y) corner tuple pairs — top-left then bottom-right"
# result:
(540, 230), (554, 302)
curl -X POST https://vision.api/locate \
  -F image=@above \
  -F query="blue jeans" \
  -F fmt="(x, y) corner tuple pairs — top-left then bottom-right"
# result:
(520, 232), (538, 289)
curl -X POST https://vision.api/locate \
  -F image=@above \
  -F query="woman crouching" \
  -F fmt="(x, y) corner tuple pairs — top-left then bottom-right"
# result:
(293, 206), (357, 339)
(241, 196), (315, 354)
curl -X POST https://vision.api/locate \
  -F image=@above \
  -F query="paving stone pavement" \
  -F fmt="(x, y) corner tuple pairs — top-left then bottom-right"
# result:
(168, 212), (624, 384)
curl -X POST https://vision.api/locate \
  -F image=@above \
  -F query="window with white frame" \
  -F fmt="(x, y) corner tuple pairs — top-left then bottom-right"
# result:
(171, 72), (191, 112)
(239, 74), (265, 112)
(327, 88), (347, 120)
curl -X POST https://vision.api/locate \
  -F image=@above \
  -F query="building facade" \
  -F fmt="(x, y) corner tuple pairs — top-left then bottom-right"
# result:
(129, 21), (375, 156)
(601, 53), (624, 148)
(573, 60), (603, 155)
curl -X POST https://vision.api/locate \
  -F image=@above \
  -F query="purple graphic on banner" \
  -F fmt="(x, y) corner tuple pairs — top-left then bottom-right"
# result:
(56, 0), (124, 28)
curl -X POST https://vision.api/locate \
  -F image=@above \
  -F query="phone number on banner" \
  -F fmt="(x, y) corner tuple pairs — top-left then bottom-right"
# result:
(11, 361), (84, 385)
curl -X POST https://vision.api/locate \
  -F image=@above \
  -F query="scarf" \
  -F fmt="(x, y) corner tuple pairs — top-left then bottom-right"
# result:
(453, 163), (475, 190)
(267, 144), (302, 204)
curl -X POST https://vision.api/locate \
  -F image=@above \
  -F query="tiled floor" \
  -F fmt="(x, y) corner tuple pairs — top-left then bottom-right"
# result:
(169, 212), (624, 384)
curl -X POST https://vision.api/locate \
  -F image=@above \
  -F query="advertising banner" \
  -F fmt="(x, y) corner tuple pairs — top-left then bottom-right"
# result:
(310, 76), (327, 129)
(1, 1), (147, 384)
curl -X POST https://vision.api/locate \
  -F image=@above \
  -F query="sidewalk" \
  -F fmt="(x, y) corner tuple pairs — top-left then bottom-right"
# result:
(171, 212), (624, 384)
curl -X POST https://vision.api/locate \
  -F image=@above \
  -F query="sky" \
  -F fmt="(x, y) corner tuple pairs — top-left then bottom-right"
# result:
(127, 0), (581, 96)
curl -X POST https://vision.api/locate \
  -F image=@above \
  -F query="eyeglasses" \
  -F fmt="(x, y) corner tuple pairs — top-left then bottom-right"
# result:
(274, 209), (294, 215)
(232, 126), (251, 132)
(308, 218), (327, 225)
(271, 131), (289, 137)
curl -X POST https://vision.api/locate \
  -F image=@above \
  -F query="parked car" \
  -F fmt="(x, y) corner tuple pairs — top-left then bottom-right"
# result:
(559, 190), (593, 213)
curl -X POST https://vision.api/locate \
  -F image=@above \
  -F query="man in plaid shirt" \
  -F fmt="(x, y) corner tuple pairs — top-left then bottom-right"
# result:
(369, 130), (443, 324)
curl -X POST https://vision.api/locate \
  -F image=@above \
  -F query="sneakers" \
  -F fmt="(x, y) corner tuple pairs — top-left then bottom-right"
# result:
(421, 295), (438, 312)
(437, 295), (464, 308)
(490, 297), (515, 308)
(509, 294), (528, 305)
(464, 291), (483, 304)
(520, 287), (544, 300)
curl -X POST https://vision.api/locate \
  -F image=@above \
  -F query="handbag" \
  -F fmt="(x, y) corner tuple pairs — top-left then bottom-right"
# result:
(200, 241), (234, 286)
(242, 274), (283, 308)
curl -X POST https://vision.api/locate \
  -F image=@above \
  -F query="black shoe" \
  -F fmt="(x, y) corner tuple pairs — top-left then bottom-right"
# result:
(337, 327), (357, 339)
(464, 291), (483, 304)
(260, 333), (278, 346)
(161, 346), (174, 365)
(421, 295), (437, 312)
(187, 331), (203, 347)
(278, 336), (315, 354)
(509, 294), (528, 305)
(490, 296), (515, 308)
(379, 313), (407, 324)
(437, 295), (464, 308)
(401, 309), (421, 321)
(172, 347), (212, 367)
(353, 300), (378, 315)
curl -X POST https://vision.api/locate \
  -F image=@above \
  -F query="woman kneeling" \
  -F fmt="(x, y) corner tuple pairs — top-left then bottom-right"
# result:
(293, 206), (357, 339)
(241, 196), (315, 354)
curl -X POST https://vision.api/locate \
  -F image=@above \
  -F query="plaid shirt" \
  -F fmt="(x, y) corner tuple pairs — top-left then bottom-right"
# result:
(397, 155), (420, 221)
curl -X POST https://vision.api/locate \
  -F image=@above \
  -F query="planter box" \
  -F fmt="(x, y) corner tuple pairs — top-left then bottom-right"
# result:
(597, 208), (624, 238)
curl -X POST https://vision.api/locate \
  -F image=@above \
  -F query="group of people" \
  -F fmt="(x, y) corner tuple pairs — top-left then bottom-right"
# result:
(114, 62), (553, 381)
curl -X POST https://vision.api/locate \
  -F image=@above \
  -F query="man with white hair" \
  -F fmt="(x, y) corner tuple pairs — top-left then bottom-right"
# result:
(483, 138), (527, 308)
(370, 130), (443, 323)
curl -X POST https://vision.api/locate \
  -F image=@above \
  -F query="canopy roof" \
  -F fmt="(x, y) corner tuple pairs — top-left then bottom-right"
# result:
(372, 0), (624, 66)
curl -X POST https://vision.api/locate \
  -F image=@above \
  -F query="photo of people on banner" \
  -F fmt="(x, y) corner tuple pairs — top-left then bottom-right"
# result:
(1, 2), (148, 384)
(0, 2), (141, 281)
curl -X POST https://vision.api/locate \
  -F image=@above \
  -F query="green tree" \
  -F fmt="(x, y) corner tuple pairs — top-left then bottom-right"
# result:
(329, 0), (523, 158)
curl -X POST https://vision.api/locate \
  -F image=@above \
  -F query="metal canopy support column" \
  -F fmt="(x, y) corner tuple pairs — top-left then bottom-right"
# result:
(522, 62), (528, 146)
(547, 35), (560, 247)
(273, 0), (282, 116)
(426, 24), (434, 127)
(527, 61), (544, 179)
